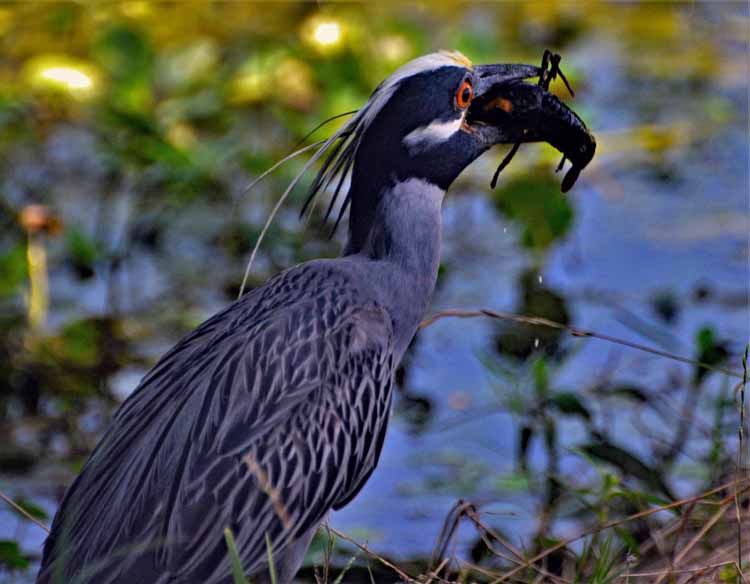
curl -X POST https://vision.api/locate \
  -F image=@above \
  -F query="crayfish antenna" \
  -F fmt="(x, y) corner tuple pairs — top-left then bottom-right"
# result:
(540, 50), (575, 97)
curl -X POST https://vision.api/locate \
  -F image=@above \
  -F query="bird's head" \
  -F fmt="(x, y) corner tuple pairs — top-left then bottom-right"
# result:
(302, 50), (595, 251)
(350, 52), (534, 189)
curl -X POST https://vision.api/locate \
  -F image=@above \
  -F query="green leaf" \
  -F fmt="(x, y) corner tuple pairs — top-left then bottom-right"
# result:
(95, 25), (154, 82)
(102, 107), (159, 136)
(332, 553), (359, 584)
(492, 172), (574, 251)
(223, 528), (249, 584)
(619, 489), (671, 509)
(45, 3), (81, 35)
(604, 385), (650, 404)
(581, 440), (675, 501)
(94, 25), (154, 113)
(58, 319), (101, 367)
(719, 563), (740, 582)
(533, 357), (549, 398)
(550, 392), (591, 420)
(12, 497), (48, 521)
(693, 326), (728, 385)
(696, 326), (715, 353)
(0, 540), (30, 570)
(0, 244), (27, 298)
(265, 532), (278, 584)
(613, 526), (640, 556)
(66, 228), (99, 279)
(493, 472), (531, 492)
(589, 535), (621, 583)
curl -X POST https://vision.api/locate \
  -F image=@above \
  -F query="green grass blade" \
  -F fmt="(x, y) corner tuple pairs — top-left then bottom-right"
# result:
(332, 553), (359, 584)
(265, 532), (278, 584)
(224, 528), (250, 584)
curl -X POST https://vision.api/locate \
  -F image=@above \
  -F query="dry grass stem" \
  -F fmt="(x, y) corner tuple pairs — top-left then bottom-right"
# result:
(0, 488), (51, 534)
(327, 526), (421, 584)
(419, 309), (744, 379)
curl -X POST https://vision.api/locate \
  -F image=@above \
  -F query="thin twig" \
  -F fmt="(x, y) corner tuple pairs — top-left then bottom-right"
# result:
(621, 561), (748, 580)
(457, 559), (531, 583)
(419, 309), (744, 379)
(669, 501), (697, 567)
(0, 488), (51, 533)
(465, 507), (526, 562)
(468, 516), (571, 584)
(327, 526), (419, 583)
(423, 558), (450, 584)
(653, 502), (733, 584)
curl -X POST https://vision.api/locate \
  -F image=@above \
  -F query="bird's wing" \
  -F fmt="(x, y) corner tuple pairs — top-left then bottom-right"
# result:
(164, 300), (395, 582)
(40, 264), (395, 584)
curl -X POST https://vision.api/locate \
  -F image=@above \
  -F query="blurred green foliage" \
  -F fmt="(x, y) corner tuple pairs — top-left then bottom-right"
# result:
(0, 540), (30, 571)
(492, 173), (573, 250)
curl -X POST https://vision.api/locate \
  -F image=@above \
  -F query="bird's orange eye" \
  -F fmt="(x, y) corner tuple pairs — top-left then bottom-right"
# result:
(455, 80), (473, 109)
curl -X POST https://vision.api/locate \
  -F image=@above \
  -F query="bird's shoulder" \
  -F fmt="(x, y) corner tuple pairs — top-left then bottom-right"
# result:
(235, 258), (387, 327)
(125, 258), (392, 402)
(218, 259), (395, 367)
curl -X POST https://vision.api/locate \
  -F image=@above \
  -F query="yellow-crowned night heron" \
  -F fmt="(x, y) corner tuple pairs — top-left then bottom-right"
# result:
(38, 51), (594, 584)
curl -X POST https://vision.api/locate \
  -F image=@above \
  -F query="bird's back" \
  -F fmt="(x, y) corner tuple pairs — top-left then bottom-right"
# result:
(38, 259), (395, 584)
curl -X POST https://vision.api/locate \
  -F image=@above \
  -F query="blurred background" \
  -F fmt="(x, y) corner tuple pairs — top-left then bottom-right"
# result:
(0, 1), (748, 581)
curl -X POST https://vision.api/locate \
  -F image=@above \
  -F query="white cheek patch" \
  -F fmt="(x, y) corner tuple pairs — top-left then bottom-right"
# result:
(403, 113), (465, 154)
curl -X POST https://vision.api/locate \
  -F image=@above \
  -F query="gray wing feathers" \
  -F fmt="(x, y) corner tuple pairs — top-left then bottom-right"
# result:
(39, 263), (395, 584)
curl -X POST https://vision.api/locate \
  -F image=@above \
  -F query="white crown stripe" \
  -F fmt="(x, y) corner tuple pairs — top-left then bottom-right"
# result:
(360, 51), (471, 126)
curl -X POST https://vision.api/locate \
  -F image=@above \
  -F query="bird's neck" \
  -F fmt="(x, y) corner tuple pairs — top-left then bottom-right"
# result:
(344, 178), (444, 356)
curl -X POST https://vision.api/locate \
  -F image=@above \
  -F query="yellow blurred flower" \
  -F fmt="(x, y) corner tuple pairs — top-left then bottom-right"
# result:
(314, 22), (341, 47)
(376, 35), (412, 64)
(161, 39), (219, 89)
(229, 56), (273, 104)
(276, 58), (316, 111)
(120, 1), (152, 19)
(301, 15), (346, 54)
(0, 7), (13, 37)
(229, 53), (317, 110)
(167, 122), (197, 150)
(24, 56), (100, 99)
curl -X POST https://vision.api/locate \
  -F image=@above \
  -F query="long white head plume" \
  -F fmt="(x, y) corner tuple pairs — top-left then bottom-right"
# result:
(238, 51), (471, 297)
(299, 51), (472, 220)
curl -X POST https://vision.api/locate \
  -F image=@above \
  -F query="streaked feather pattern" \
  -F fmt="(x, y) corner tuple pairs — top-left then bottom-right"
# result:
(38, 260), (394, 584)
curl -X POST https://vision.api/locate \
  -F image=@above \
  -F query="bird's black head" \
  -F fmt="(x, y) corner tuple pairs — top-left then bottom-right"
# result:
(352, 56), (485, 191)
(303, 51), (595, 252)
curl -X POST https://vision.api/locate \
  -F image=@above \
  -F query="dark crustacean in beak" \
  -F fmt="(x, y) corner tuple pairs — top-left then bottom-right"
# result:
(467, 52), (596, 192)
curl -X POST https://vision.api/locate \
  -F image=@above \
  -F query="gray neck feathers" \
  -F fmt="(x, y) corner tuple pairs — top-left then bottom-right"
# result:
(347, 178), (445, 357)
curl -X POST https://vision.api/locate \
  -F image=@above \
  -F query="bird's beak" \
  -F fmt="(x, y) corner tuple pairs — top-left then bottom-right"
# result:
(467, 62), (596, 191)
